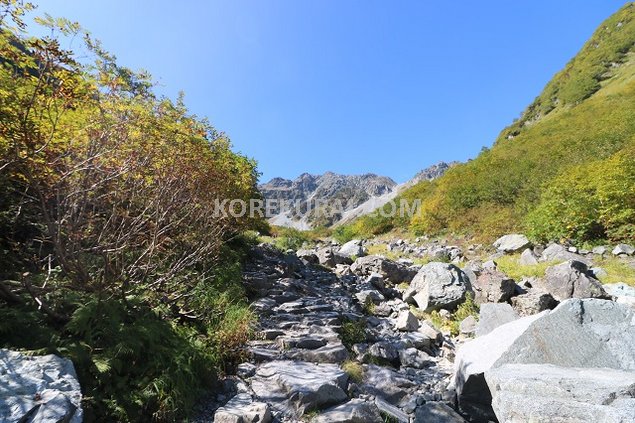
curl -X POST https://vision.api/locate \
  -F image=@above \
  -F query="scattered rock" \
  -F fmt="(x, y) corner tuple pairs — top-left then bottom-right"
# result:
(253, 360), (349, 414)
(404, 262), (470, 312)
(519, 248), (538, 265)
(398, 348), (433, 369)
(363, 365), (415, 403)
(339, 239), (367, 258)
(541, 260), (608, 301)
(472, 268), (516, 304)
(475, 303), (518, 337)
(395, 310), (419, 331)
(314, 399), (383, 423)
(214, 393), (272, 423)
(613, 243), (635, 256)
(510, 291), (558, 316)
(486, 364), (635, 423)
(540, 243), (590, 264)
(296, 249), (319, 264)
(493, 234), (531, 253)
(368, 342), (400, 364)
(604, 282), (635, 299)
(351, 255), (417, 283)
(592, 246), (608, 256)
(414, 401), (466, 423)
(0, 349), (83, 423)
(459, 315), (478, 335)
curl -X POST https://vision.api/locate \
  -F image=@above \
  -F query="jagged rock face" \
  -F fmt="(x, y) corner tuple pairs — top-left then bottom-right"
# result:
(407, 161), (458, 186)
(259, 172), (397, 227)
(260, 162), (455, 229)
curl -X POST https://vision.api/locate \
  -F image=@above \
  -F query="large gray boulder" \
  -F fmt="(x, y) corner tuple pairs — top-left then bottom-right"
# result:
(454, 299), (635, 421)
(492, 234), (531, 253)
(362, 365), (415, 404)
(519, 248), (539, 265)
(214, 393), (272, 423)
(350, 255), (417, 283)
(0, 349), (83, 423)
(296, 248), (319, 264)
(338, 239), (366, 258)
(471, 268), (516, 304)
(414, 402), (466, 423)
(404, 262), (470, 312)
(475, 303), (518, 337)
(316, 247), (352, 268)
(540, 243), (590, 264)
(252, 360), (349, 415)
(613, 243), (635, 256)
(510, 290), (558, 316)
(394, 310), (419, 331)
(541, 260), (609, 301)
(314, 399), (382, 423)
(486, 364), (635, 423)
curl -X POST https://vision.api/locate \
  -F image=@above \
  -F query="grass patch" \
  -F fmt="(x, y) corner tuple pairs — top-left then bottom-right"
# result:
(496, 254), (557, 280)
(342, 360), (364, 383)
(339, 319), (367, 350)
(594, 257), (635, 285)
(410, 293), (479, 336)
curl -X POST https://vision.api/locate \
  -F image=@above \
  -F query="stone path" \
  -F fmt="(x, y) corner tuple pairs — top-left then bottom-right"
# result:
(197, 244), (465, 423)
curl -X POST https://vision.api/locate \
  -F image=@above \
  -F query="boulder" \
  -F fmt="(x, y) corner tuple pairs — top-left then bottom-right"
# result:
(398, 348), (433, 369)
(368, 342), (399, 364)
(316, 247), (352, 268)
(454, 299), (635, 421)
(459, 315), (477, 335)
(486, 364), (635, 423)
(613, 243), (635, 256)
(296, 248), (319, 264)
(519, 248), (538, 265)
(592, 245), (608, 255)
(541, 260), (608, 301)
(314, 399), (382, 423)
(350, 255), (417, 283)
(0, 349), (83, 423)
(472, 268), (516, 304)
(394, 310), (419, 331)
(338, 239), (366, 258)
(493, 234), (531, 253)
(540, 243), (590, 264)
(253, 360), (349, 414)
(414, 402), (466, 423)
(510, 291), (558, 316)
(355, 289), (385, 305)
(404, 262), (470, 312)
(475, 303), (518, 337)
(214, 393), (272, 423)
(363, 365), (415, 404)
(604, 282), (635, 299)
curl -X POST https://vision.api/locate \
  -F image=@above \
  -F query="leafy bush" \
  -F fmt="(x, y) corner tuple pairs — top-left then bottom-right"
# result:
(526, 146), (635, 243)
(270, 226), (312, 251)
(339, 319), (367, 350)
(0, 3), (260, 421)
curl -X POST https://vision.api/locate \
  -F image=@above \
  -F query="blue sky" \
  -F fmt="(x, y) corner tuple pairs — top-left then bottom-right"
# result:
(34, 1), (628, 183)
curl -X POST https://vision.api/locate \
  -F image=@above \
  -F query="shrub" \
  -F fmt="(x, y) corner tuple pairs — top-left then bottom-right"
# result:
(339, 319), (367, 350)
(342, 360), (364, 383)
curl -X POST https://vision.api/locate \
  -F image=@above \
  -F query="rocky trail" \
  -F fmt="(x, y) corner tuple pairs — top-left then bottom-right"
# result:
(200, 243), (464, 423)
(199, 236), (635, 423)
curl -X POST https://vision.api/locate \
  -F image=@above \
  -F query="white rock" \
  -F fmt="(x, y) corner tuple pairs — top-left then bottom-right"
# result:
(493, 234), (531, 253)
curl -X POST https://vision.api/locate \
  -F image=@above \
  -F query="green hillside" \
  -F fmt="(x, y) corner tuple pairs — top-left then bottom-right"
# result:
(337, 2), (635, 244)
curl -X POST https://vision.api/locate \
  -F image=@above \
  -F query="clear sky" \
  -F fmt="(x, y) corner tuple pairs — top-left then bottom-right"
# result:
(33, 1), (628, 183)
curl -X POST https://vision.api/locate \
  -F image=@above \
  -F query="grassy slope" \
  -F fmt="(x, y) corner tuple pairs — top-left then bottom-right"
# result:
(338, 3), (635, 243)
